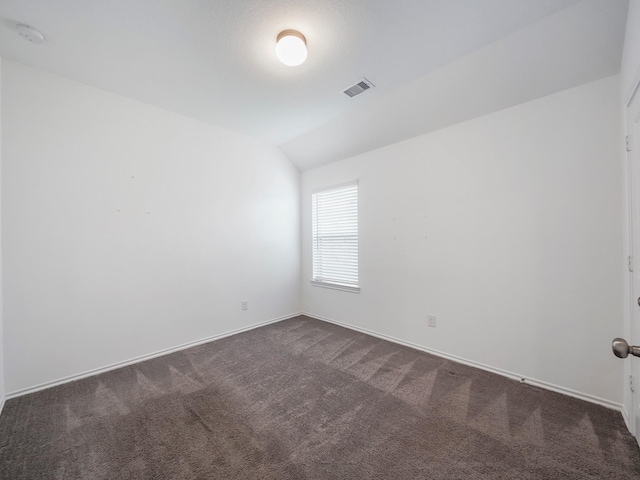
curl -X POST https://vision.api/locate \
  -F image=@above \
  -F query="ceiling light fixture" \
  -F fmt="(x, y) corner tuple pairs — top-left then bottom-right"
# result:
(275, 30), (307, 66)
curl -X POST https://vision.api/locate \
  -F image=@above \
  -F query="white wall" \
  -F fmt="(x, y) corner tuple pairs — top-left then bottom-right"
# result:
(2, 61), (301, 394)
(302, 75), (623, 406)
(622, 0), (640, 104)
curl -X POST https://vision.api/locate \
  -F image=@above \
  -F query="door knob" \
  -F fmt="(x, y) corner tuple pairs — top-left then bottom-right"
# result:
(612, 337), (640, 358)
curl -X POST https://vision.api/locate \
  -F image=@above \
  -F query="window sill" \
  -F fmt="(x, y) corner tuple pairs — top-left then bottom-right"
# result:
(310, 280), (360, 294)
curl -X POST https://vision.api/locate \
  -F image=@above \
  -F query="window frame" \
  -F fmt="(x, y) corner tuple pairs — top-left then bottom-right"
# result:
(311, 180), (360, 294)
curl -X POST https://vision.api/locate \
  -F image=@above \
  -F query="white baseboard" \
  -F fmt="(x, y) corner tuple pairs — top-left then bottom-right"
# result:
(6, 312), (303, 399)
(0, 396), (5, 417)
(5, 310), (625, 417)
(303, 312), (624, 413)
(623, 406), (631, 432)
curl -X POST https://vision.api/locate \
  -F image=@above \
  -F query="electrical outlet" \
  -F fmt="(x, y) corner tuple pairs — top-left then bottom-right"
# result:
(241, 300), (248, 311)
(427, 315), (436, 328)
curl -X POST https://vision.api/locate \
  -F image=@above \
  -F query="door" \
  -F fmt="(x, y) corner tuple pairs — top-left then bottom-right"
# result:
(628, 84), (640, 444)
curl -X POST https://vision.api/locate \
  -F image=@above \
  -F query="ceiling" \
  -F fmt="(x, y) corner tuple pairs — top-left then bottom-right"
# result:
(0, 0), (629, 171)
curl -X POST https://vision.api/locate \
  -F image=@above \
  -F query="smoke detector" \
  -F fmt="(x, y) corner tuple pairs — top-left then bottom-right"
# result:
(343, 78), (375, 98)
(16, 24), (45, 44)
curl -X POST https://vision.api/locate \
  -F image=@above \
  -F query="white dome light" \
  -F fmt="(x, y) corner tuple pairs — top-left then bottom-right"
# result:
(275, 30), (307, 66)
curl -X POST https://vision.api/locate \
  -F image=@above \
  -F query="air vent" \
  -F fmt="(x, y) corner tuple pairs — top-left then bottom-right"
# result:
(343, 78), (375, 98)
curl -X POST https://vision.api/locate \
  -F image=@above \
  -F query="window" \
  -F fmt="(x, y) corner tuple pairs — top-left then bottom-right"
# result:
(311, 181), (359, 293)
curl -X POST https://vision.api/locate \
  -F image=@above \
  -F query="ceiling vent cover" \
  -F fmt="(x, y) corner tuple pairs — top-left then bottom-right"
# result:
(343, 78), (375, 98)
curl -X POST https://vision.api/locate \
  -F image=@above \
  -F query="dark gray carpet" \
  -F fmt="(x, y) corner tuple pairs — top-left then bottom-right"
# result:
(1, 315), (639, 479)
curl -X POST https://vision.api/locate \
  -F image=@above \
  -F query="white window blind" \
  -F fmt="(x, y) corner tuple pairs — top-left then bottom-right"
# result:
(312, 181), (359, 292)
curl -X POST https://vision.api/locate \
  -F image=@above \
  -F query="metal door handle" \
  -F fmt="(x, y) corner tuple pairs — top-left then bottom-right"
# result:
(612, 338), (640, 358)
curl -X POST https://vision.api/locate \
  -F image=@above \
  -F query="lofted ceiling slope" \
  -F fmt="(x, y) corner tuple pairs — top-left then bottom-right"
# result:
(0, 0), (629, 171)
